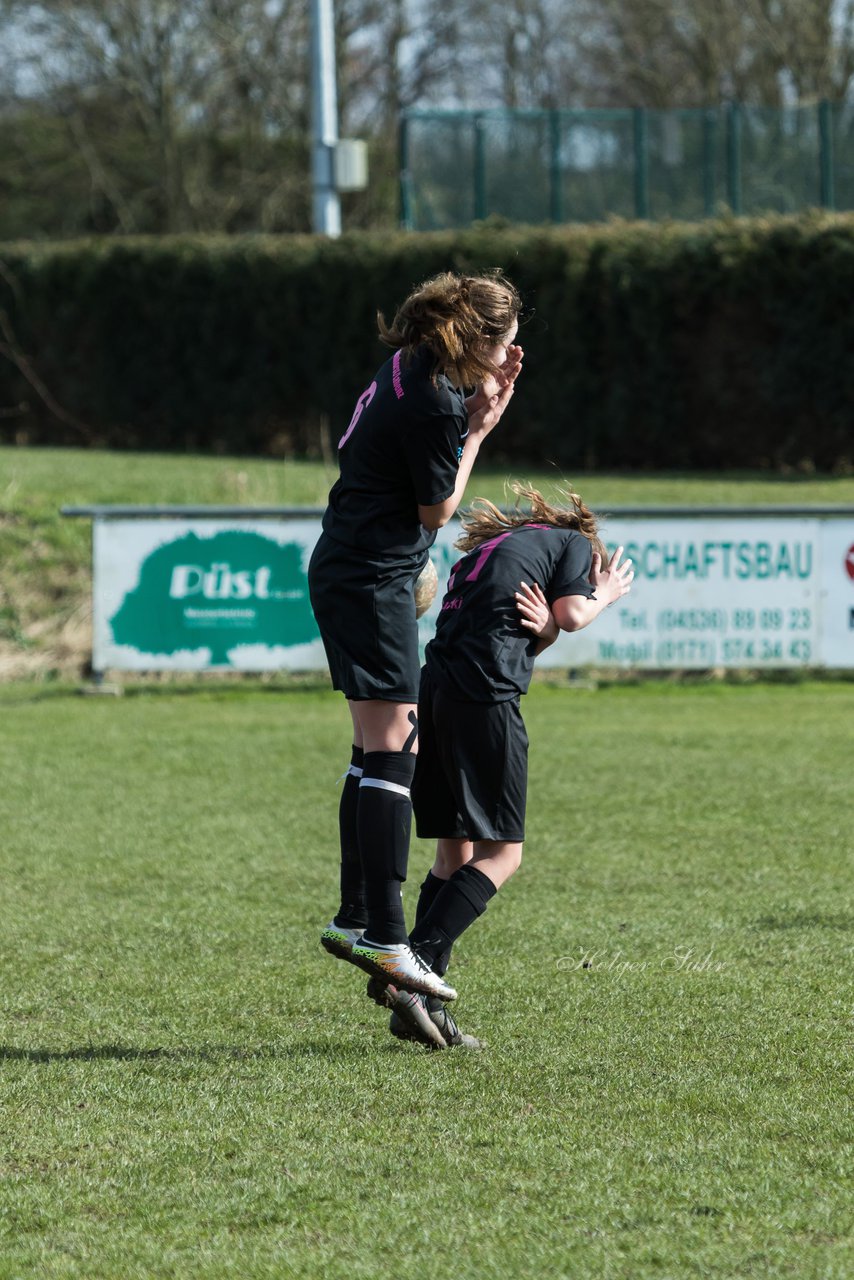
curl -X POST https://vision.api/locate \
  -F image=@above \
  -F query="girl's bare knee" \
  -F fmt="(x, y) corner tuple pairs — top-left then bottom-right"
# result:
(433, 838), (472, 879)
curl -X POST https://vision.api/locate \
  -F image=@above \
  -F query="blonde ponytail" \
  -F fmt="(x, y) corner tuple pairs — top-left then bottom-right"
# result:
(456, 482), (608, 562)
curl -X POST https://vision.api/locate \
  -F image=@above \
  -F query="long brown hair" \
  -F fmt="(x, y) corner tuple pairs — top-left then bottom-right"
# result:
(377, 270), (520, 388)
(456, 482), (609, 563)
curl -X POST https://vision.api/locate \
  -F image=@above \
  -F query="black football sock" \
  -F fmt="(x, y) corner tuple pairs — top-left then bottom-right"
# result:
(333, 746), (367, 930)
(409, 863), (497, 970)
(415, 870), (452, 975)
(415, 870), (446, 920)
(358, 750), (417, 945)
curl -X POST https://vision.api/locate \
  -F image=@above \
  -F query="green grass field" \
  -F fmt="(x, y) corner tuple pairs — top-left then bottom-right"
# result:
(2, 444), (854, 679)
(1, 679), (851, 1278)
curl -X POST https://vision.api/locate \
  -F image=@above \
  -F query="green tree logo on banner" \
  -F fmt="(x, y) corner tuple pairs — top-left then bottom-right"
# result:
(110, 530), (318, 665)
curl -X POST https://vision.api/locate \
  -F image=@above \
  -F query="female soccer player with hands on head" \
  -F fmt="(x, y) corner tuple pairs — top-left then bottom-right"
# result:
(308, 271), (523, 1043)
(391, 484), (634, 1049)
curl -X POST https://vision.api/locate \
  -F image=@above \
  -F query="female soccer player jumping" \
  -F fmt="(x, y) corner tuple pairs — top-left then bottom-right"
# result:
(308, 272), (523, 1045)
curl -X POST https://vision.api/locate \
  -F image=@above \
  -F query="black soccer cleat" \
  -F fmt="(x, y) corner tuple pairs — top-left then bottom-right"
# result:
(365, 978), (445, 1048)
(423, 996), (485, 1050)
(366, 976), (397, 1009)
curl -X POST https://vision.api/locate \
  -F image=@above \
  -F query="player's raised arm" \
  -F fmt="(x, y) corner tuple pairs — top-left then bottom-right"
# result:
(419, 340), (522, 532)
(418, 379), (518, 530)
(552, 546), (634, 633)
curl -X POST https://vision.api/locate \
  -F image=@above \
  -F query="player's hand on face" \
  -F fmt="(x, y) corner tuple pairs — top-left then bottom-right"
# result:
(465, 345), (524, 416)
(467, 377), (515, 438)
(515, 580), (557, 641)
(468, 372), (501, 410)
(501, 344), (524, 386)
(590, 546), (634, 604)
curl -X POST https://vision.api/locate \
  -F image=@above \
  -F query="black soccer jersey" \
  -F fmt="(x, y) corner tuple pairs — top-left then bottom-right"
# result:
(322, 345), (468, 557)
(425, 523), (596, 702)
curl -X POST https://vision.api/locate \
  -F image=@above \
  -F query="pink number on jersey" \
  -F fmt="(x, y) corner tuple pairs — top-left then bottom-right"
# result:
(338, 381), (377, 449)
(450, 525), (554, 591)
(464, 531), (515, 582)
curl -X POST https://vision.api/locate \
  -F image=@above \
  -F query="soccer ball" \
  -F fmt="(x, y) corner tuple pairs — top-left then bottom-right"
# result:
(414, 558), (439, 618)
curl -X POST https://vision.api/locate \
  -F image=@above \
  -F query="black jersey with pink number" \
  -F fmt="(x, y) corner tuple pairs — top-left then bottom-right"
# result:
(321, 344), (467, 557)
(425, 524), (596, 702)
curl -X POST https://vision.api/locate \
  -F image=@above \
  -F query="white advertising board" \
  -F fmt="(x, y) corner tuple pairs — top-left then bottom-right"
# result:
(91, 513), (854, 673)
(93, 519), (327, 672)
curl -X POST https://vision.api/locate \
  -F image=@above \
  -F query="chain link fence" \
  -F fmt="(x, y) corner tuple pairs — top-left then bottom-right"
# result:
(400, 103), (854, 228)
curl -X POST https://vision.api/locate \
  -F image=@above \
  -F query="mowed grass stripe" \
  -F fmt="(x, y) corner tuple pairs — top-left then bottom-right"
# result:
(0, 683), (851, 1278)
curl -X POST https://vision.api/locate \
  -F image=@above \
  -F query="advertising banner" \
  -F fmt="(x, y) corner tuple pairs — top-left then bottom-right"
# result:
(91, 513), (854, 672)
(93, 519), (323, 672)
(516, 516), (854, 670)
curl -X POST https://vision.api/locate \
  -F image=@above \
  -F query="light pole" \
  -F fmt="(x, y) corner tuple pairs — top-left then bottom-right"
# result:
(310, 0), (341, 236)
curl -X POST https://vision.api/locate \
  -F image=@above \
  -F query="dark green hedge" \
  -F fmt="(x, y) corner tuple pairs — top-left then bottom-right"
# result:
(1, 216), (852, 470)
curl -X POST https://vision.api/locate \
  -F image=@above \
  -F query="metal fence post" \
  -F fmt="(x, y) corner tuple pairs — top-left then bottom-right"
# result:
(549, 110), (564, 223)
(726, 102), (743, 214)
(703, 109), (718, 217)
(819, 99), (835, 210)
(398, 114), (413, 230)
(309, 0), (341, 236)
(474, 114), (487, 221)
(633, 107), (650, 219)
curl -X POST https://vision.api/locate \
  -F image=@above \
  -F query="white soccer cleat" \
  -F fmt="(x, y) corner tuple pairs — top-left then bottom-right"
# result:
(320, 919), (365, 961)
(350, 938), (457, 1001)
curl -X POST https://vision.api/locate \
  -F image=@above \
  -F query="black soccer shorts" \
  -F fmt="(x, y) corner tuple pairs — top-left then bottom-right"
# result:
(308, 532), (426, 702)
(412, 666), (528, 842)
